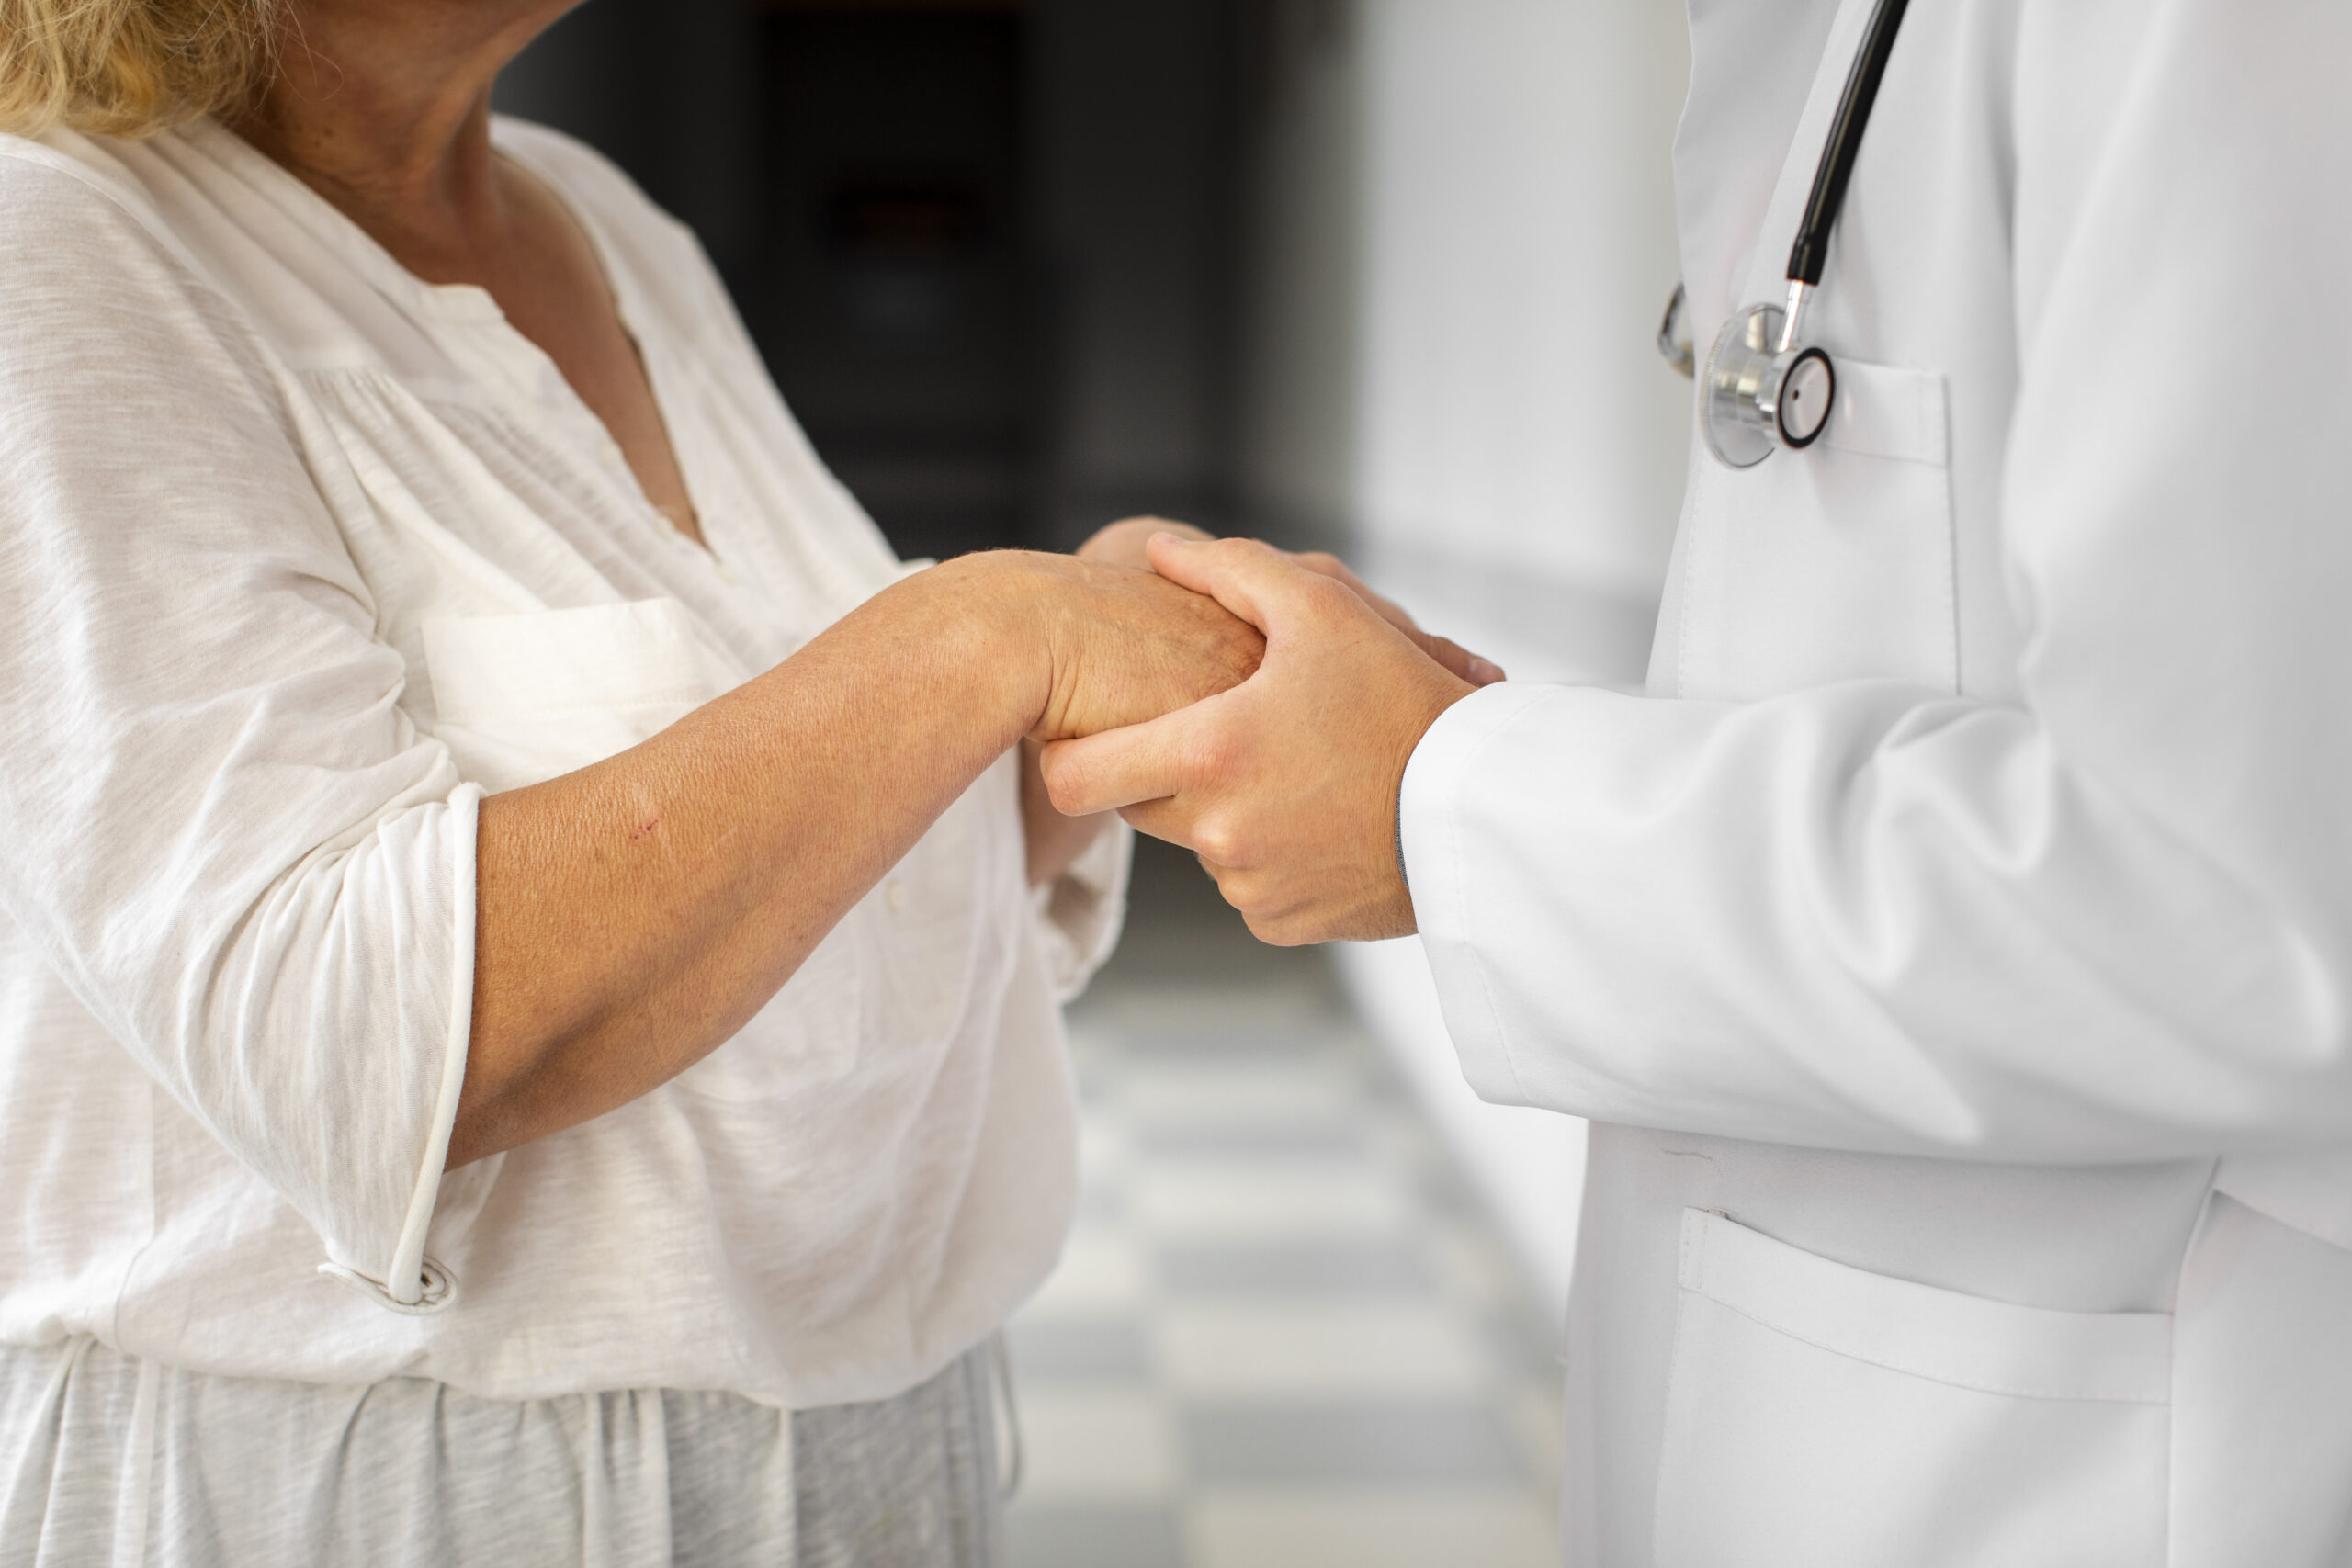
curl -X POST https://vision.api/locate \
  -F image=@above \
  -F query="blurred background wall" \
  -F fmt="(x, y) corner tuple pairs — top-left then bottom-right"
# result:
(1235, 0), (1688, 1308)
(498, 0), (1690, 1317)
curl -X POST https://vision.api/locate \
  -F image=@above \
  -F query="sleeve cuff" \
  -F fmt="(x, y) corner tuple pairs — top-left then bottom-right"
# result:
(1399, 682), (1577, 1111)
(327, 782), (482, 1314)
(1031, 818), (1135, 1002)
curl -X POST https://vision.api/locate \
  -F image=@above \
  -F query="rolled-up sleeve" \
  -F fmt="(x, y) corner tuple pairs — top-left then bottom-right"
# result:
(1031, 820), (1134, 1003)
(0, 160), (476, 1306)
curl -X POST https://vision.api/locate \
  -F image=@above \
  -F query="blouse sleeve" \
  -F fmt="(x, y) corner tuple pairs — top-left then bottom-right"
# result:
(1031, 822), (1135, 1003)
(0, 154), (476, 1309)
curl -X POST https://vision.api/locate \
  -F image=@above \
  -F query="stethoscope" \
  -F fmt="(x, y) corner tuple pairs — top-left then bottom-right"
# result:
(1657, 0), (1912, 468)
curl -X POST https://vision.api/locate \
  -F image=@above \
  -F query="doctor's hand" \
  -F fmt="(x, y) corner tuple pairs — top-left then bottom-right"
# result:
(1282, 548), (1505, 690)
(1040, 535), (1497, 944)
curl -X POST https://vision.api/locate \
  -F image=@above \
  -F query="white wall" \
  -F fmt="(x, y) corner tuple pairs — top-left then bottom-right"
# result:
(1353, 0), (1691, 683)
(1242, 0), (1690, 1316)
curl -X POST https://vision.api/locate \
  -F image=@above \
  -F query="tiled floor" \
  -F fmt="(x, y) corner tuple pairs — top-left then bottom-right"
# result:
(1001, 849), (1566, 1568)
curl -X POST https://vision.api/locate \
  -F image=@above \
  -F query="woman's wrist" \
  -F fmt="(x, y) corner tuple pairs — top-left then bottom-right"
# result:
(905, 543), (1262, 745)
(910, 550), (1078, 744)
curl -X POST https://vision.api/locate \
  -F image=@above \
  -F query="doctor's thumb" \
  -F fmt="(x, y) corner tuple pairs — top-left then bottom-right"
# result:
(1143, 534), (1299, 632)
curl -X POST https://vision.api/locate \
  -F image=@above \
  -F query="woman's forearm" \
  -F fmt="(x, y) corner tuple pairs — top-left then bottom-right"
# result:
(450, 550), (1259, 1167)
(453, 557), (1044, 1166)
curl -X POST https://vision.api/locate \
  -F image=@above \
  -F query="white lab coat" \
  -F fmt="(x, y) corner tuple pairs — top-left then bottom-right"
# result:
(1397, 0), (2352, 1562)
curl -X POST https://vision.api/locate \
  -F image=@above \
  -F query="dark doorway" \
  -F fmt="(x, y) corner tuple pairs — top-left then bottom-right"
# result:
(497, 0), (1248, 563)
(749, 6), (1034, 562)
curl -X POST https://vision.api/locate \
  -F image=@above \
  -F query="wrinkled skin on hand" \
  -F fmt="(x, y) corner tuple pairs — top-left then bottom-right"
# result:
(1014, 520), (1250, 886)
(1019, 551), (1267, 742)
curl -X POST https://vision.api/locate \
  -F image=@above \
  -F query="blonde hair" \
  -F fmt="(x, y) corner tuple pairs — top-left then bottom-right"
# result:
(0, 0), (280, 140)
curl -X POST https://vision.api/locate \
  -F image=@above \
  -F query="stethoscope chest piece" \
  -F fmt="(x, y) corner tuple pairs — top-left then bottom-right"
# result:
(1674, 0), (1910, 469)
(1702, 302), (1836, 468)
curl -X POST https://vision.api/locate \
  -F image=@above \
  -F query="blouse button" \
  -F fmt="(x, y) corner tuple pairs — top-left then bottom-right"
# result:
(886, 879), (909, 914)
(317, 1257), (458, 1315)
(598, 440), (626, 471)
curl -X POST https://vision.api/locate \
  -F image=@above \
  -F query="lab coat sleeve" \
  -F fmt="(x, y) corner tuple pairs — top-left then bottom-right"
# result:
(0, 158), (476, 1303)
(1400, 0), (2352, 1164)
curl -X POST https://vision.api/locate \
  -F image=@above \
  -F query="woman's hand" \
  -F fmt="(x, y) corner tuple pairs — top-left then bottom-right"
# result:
(1021, 551), (1266, 742)
(1077, 515), (1215, 571)
(1020, 517), (1225, 884)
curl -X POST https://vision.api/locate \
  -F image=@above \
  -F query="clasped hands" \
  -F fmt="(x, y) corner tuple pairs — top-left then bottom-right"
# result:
(1029, 519), (1505, 945)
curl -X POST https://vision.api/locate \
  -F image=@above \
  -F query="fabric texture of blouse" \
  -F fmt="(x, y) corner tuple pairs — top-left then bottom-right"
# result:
(0, 117), (1125, 1413)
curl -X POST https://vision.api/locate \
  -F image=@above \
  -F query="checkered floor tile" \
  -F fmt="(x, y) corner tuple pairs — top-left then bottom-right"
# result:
(1001, 959), (1566, 1568)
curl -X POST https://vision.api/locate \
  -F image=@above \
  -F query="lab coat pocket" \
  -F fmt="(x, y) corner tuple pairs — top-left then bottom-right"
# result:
(1675, 360), (1956, 700)
(421, 598), (745, 793)
(1653, 1209), (2170, 1568)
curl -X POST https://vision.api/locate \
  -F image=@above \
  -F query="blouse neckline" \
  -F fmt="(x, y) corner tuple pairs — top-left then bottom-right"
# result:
(184, 118), (505, 326)
(183, 118), (719, 562)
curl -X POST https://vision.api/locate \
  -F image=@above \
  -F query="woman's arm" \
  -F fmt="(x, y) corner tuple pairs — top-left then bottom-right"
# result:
(455, 549), (1259, 1167)
(0, 162), (1250, 1292)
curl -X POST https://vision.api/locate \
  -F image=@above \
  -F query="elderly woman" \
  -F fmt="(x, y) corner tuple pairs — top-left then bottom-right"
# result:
(0, 0), (1494, 1562)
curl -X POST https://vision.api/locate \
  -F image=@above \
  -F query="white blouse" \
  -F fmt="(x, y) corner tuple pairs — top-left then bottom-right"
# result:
(0, 117), (1124, 1412)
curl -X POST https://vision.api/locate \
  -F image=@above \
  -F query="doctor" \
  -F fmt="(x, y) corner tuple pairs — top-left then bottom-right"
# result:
(1046, 0), (2352, 1562)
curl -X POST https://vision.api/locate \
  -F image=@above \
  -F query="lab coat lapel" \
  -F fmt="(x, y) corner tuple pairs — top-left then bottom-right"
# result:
(1673, 0), (1860, 344)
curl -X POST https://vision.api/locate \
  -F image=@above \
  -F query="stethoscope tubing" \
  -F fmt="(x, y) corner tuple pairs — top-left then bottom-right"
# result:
(1683, 0), (1917, 465)
(1787, 0), (1914, 290)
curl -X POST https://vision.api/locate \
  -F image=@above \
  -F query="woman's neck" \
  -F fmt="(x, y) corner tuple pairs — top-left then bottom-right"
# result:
(228, 0), (576, 278)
